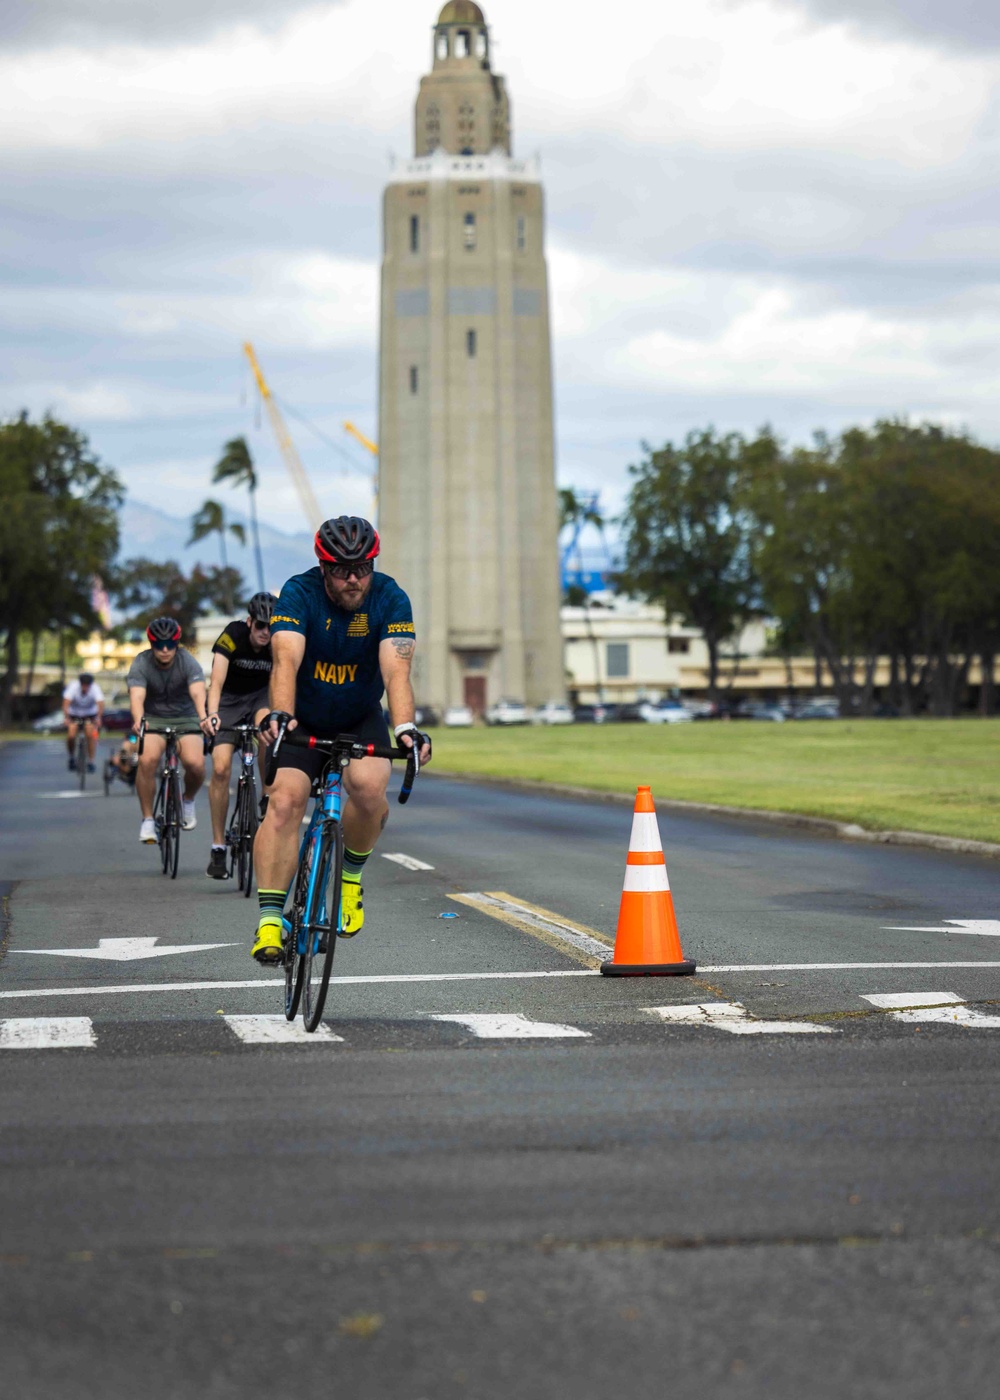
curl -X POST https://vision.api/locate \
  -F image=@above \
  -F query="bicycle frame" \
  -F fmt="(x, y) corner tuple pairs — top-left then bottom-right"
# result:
(294, 761), (346, 955)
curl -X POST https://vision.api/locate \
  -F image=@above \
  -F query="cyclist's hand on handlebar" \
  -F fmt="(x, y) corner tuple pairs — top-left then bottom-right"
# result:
(200, 713), (220, 738)
(259, 710), (296, 747)
(132, 716), (143, 736)
(394, 723), (432, 765)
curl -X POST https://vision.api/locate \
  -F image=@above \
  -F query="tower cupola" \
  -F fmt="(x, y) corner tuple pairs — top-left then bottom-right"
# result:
(415, 1), (510, 156)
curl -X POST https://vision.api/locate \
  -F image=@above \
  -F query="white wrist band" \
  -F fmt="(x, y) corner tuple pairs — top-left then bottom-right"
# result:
(394, 722), (417, 736)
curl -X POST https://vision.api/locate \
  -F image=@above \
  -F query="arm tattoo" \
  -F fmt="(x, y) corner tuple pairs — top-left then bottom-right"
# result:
(389, 637), (415, 660)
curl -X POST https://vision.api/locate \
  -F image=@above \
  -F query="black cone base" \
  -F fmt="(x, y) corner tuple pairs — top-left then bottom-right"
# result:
(600, 959), (697, 978)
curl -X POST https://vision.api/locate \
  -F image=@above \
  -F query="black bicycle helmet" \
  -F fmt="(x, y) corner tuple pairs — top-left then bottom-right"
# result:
(314, 516), (380, 565)
(146, 616), (182, 644)
(247, 591), (276, 624)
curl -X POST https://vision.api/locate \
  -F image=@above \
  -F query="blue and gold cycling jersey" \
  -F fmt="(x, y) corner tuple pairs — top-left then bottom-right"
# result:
(271, 567), (414, 735)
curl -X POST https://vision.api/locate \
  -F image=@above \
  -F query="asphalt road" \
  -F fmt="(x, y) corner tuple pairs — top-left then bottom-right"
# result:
(2, 736), (999, 1399)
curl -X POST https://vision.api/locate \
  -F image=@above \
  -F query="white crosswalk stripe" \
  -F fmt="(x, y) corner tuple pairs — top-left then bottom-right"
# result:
(431, 1013), (592, 1039)
(646, 1002), (836, 1034)
(382, 852), (435, 871)
(223, 1015), (344, 1044)
(0, 1016), (96, 1049)
(861, 992), (1000, 1027)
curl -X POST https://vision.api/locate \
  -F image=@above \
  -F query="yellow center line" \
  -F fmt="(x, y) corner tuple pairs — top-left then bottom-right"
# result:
(449, 891), (613, 969)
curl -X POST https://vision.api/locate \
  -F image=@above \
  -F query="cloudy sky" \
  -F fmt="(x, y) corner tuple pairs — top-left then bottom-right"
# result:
(3, 0), (1000, 540)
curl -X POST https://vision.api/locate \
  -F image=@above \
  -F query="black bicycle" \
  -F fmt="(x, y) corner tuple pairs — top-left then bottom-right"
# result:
(71, 721), (96, 790)
(139, 720), (207, 879)
(225, 722), (261, 896)
(268, 725), (421, 1032)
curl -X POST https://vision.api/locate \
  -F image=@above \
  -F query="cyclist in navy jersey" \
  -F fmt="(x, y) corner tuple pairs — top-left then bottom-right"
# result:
(252, 516), (431, 963)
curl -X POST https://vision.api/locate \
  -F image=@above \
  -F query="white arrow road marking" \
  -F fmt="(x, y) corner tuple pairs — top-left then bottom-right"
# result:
(883, 920), (1000, 936)
(432, 1013), (591, 1039)
(861, 992), (1000, 1027)
(223, 1015), (344, 1044)
(16, 938), (238, 962)
(0, 1017), (96, 1049)
(647, 1002), (836, 1035)
(382, 852), (435, 871)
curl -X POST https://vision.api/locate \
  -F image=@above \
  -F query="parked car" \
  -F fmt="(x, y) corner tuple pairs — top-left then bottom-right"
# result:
(102, 707), (134, 733)
(572, 704), (611, 724)
(485, 698), (529, 726)
(612, 704), (646, 723)
(443, 705), (474, 727)
(737, 701), (786, 722)
(638, 699), (693, 725)
(795, 700), (840, 720)
(32, 709), (66, 733)
(533, 701), (574, 725)
(414, 706), (440, 728)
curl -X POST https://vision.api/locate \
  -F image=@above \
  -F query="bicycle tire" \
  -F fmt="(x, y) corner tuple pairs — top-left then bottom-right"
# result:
(284, 827), (315, 1021)
(103, 760), (113, 797)
(242, 774), (259, 897)
(302, 821), (344, 1033)
(163, 769), (181, 879)
(235, 774), (258, 895)
(77, 732), (87, 791)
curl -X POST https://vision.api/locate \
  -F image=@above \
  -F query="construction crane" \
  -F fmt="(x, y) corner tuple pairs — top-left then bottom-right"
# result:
(243, 342), (323, 530)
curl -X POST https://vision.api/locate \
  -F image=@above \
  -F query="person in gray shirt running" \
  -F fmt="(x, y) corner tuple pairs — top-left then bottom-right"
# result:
(126, 616), (209, 845)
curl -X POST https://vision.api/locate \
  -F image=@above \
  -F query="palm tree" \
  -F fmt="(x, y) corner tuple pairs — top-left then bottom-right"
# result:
(188, 499), (245, 612)
(213, 436), (265, 592)
(559, 488), (606, 707)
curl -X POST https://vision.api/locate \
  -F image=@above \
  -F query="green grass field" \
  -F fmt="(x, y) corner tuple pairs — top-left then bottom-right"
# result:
(431, 720), (1000, 844)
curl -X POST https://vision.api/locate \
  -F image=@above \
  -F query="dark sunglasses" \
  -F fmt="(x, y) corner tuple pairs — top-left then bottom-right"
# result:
(323, 559), (374, 581)
(152, 640), (179, 651)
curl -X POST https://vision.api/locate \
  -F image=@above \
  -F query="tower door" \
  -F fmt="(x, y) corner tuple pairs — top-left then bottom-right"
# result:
(464, 675), (486, 717)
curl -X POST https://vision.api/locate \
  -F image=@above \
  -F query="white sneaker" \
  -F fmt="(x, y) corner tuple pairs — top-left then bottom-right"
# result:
(182, 799), (197, 831)
(139, 817), (157, 844)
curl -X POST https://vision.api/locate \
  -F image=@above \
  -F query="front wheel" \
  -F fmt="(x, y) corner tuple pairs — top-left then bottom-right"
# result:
(301, 821), (344, 1033)
(162, 769), (181, 879)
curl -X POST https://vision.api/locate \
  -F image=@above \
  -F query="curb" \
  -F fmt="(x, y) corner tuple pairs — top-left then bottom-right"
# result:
(427, 769), (1000, 861)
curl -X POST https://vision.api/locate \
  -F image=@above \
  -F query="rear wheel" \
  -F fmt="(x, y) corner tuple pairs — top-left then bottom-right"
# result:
(103, 759), (113, 796)
(76, 732), (87, 790)
(301, 821), (344, 1033)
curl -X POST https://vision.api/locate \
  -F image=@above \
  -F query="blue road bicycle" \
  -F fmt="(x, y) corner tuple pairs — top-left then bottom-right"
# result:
(269, 726), (420, 1032)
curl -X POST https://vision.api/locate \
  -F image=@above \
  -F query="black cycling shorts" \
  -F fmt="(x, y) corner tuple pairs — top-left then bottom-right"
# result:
(270, 707), (392, 786)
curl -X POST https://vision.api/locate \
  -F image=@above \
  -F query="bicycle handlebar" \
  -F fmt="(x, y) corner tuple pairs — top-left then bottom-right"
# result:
(270, 724), (419, 804)
(136, 718), (213, 758)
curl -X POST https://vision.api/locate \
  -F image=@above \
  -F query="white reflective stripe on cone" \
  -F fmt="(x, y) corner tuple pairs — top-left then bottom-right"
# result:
(628, 812), (663, 853)
(623, 864), (670, 893)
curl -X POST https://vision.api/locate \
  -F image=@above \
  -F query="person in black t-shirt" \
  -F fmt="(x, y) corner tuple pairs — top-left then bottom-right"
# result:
(202, 592), (275, 878)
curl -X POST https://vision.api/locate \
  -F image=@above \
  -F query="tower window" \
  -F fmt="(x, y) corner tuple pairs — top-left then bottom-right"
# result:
(409, 365), (418, 394)
(409, 215), (419, 253)
(463, 212), (476, 250)
(436, 31), (448, 59)
(606, 643), (630, 679)
(466, 329), (477, 358)
(516, 216), (526, 251)
(475, 29), (488, 59)
(456, 29), (470, 57)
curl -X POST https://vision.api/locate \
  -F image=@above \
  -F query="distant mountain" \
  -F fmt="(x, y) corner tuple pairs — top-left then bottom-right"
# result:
(118, 499), (314, 595)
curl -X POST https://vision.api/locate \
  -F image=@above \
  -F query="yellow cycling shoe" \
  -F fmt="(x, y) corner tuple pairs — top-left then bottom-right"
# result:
(338, 881), (364, 938)
(252, 920), (285, 964)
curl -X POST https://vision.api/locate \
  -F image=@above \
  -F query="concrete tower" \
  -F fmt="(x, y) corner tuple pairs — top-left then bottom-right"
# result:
(377, 1), (564, 716)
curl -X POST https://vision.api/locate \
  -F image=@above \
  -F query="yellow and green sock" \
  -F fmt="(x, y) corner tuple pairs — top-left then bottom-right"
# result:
(342, 847), (372, 887)
(257, 888), (288, 931)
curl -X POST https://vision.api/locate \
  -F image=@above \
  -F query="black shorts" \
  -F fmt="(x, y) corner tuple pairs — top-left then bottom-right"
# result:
(214, 686), (270, 745)
(270, 707), (392, 785)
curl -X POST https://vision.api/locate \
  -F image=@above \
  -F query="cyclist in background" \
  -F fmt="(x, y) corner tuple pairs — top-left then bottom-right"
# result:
(252, 516), (431, 963)
(127, 617), (209, 844)
(63, 672), (104, 772)
(201, 591), (276, 879)
(110, 733), (139, 785)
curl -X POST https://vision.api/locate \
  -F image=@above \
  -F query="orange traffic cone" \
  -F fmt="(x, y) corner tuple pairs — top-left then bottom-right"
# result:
(601, 785), (696, 977)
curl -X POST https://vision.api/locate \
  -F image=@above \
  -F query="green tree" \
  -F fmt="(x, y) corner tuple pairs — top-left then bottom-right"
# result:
(213, 436), (265, 593)
(110, 558), (247, 640)
(188, 499), (245, 612)
(0, 413), (123, 724)
(619, 428), (774, 698)
(559, 488), (606, 701)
